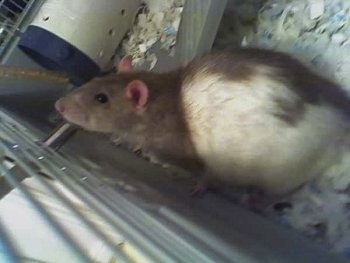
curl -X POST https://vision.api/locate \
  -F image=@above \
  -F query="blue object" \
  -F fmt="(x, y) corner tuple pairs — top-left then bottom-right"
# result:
(18, 25), (101, 85)
(0, 220), (19, 263)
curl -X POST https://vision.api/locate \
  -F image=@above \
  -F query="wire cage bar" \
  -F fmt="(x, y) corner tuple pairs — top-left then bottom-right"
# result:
(0, 0), (37, 60)
(0, 107), (241, 262)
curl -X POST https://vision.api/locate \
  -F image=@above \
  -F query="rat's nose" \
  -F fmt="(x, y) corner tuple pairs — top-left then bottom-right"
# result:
(55, 100), (65, 114)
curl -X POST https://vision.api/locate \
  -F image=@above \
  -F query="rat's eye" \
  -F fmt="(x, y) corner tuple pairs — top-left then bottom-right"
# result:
(94, 93), (109, 104)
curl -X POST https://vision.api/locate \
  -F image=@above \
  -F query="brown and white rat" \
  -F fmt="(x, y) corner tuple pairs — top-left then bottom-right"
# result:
(55, 48), (350, 197)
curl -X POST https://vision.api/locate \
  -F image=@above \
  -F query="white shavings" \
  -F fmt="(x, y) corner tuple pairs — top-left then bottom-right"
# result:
(331, 33), (347, 45)
(241, 36), (248, 47)
(147, 53), (158, 70)
(244, 0), (350, 93)
(120, 0), (185, 69)
(213, 1), (265, 50)
(264, 146), (350, 256)
(309, 0), (325, 19)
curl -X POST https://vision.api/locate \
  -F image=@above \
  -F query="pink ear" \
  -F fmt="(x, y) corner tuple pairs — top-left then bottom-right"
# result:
(125, 80), (149, 111)
(118, 55), (133, 72)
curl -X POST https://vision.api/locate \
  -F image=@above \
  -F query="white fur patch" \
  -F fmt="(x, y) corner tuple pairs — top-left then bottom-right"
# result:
(181, 68), (348, 194)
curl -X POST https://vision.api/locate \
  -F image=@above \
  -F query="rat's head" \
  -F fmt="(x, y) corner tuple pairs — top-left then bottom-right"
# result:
(55, 56), (149, 133)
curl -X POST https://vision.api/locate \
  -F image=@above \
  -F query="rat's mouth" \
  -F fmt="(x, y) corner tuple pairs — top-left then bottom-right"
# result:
(62, 112), (88, 126)
(55, 99), (88, 127)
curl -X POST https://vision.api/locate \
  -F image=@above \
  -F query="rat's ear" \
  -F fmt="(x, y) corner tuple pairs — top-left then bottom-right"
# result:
(125, 80), (149, 111)
(117, 55), (133, 72)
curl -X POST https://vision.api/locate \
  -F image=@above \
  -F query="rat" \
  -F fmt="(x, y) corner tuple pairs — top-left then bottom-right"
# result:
(55, 48), (350, 199)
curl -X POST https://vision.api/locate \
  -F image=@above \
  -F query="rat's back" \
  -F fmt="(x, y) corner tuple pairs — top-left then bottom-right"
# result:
(181, 49), (350, 195)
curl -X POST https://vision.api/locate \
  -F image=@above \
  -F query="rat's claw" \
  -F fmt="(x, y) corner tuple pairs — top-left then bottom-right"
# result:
(190, 182), (208, 197)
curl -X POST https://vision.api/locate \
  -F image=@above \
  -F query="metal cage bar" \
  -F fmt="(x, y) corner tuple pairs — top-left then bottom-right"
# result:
(0, 0), (39, 61)
(0, 164), (91, 263)
(0, 106), (230, 262)
(0, 106), (238, 263)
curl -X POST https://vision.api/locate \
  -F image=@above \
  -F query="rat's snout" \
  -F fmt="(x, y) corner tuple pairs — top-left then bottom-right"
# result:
(55, 99), (65, 114)
(53, 96), (88, 128)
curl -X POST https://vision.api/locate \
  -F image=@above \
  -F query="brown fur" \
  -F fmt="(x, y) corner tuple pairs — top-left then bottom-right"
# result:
(187, 48), (350, 125)
(80, 70), (204, 171)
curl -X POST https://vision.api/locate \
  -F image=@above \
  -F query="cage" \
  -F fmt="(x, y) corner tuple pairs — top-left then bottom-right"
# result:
(0, 0), (348, 263)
